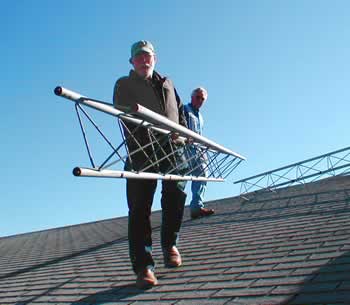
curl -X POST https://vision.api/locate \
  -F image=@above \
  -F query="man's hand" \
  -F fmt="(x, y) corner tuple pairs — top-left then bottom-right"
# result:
(171, 132), (186, 146)
(186, 137), (194, 145)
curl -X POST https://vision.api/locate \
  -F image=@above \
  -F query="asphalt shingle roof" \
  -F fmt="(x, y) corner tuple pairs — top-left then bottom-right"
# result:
(1, 175), (350, 304)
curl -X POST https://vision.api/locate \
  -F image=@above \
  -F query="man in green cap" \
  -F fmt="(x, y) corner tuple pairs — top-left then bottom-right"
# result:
(113, 40), (188, 289)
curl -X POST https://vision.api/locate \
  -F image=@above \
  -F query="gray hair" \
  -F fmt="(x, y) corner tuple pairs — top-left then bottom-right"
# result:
(191, 87), (208, 98)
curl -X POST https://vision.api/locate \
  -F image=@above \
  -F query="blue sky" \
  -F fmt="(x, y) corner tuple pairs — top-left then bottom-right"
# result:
(1, 1), (350, 237)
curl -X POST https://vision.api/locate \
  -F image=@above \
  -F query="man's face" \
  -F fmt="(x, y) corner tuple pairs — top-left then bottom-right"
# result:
(191, 90), (207, 110)
(131, 52), (156, 79)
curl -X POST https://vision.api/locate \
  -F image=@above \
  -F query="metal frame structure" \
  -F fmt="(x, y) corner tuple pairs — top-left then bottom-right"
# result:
(235, 146), (350, 194)
(54, 86), (246, 181)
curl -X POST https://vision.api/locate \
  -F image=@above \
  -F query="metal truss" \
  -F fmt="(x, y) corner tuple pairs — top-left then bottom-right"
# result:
(235, 146), (350, 194)
(55, 86), (246, 181)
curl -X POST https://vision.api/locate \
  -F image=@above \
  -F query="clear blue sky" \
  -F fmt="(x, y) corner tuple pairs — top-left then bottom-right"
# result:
(1, 1), (349, 237)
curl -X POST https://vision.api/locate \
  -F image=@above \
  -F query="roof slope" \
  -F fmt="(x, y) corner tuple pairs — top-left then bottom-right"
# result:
(1, 176), (350, 304)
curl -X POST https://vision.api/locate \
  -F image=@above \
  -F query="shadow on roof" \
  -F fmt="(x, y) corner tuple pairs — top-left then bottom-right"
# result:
(14, 277), (79, 305)
(70, 282), (159, 304)
(285, 250), (350, 304)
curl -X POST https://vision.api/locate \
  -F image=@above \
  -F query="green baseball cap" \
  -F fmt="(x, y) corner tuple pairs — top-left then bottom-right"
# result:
(130, 40), (155, 59)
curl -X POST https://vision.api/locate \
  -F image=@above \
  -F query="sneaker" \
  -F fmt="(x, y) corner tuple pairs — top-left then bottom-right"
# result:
(191, 207), (215, 219)
(163, 246), (182, 268)
(136, 268), (158, 289)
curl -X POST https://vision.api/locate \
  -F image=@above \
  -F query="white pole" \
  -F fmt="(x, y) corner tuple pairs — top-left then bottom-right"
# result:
(54, 86), (246, 160)
(73, 167), (224, 182)
(133, 104), (246, 159)
(54, 86), (172, 136)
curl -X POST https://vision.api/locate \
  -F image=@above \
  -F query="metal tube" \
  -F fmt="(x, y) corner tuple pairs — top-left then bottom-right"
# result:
(73, 167), (224, 182)
(54, 87), (246, 161)
(235, 146), (350, 183)
(133, 104), (246, 159)
(54, 86), (173, 137)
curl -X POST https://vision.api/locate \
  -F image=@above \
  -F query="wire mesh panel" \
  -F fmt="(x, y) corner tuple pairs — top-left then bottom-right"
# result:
(235, 146), (350, 194)
(55, 86), (245, 182)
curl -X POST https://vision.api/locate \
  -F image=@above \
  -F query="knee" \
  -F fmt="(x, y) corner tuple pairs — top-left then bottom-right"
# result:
(129, 203), (151, 218)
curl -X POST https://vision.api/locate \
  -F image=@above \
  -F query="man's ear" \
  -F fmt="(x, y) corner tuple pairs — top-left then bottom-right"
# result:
(153, 54), (157, 64)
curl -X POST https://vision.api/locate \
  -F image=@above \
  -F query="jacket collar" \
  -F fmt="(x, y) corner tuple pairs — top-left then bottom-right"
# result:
(189, 102), (199, 114)
(129, 70), (166, 84)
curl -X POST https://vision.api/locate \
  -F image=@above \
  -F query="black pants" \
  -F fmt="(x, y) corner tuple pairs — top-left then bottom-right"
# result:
(127, 178), (187, 273)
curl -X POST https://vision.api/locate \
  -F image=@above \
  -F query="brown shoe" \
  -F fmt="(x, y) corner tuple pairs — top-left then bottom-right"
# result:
(163, 246), (182, 268)
(191, 207), (215, 219)
(136, 268), (158, 289)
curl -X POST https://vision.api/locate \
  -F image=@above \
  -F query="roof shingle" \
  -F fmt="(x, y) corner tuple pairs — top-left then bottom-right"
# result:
(1, 175), (350, 304)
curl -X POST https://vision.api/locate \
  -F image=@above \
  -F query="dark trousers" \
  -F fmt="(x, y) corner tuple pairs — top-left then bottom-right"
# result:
(127, 178), (187, 273)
